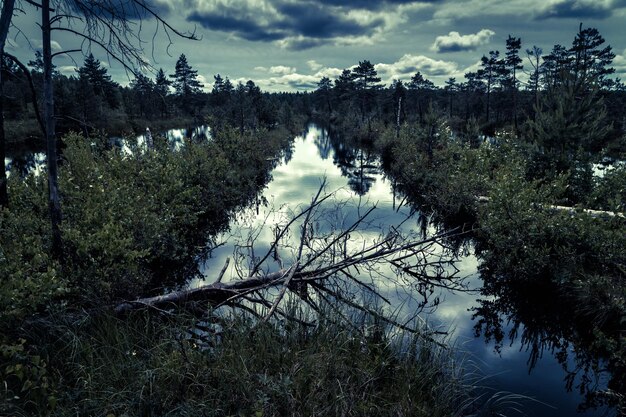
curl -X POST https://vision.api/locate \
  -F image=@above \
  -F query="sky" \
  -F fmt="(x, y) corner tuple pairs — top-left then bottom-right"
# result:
(7, 0), (626, 92)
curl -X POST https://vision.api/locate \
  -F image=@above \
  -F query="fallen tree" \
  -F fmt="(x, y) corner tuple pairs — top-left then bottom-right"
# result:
(114, 183), (472, 335)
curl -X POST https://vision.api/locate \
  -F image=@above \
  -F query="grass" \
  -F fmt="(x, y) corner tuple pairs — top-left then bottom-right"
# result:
(8, 306), (474, 417)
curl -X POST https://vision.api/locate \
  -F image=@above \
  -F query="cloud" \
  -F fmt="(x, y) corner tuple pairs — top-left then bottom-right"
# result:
(31, 39), (63, 51)
(269, 65), (297, 75)
(314, 0), (436, 10)
(58, 65), (78, 76)
(66, 0), (173, 21)
(187, 10), (286, 42)
(430, 29), (495, 53)
(614, 48), (626, 75)
(307, 60), (323, 71)
(185, 0), (428, 50)
(535, 0), (619, 19)
(375, 54), (459, 79)
(433, 0), (625, 21)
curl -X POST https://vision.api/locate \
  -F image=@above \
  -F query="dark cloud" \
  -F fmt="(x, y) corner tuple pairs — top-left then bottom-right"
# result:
(186, 0), (387, 49)
(313, 0), (437, 10)
(187, 11), (286, 41)
(66, 0), (173, 21)
(282, 38), (327, 51)
(535, 0), (616, 20)
(276, 2), (383, 38)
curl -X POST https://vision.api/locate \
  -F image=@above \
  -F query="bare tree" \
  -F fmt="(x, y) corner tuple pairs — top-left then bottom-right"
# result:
(19, 0), (198, 257)
(0, 0), (16, 207)
(115, 185), (472, 340)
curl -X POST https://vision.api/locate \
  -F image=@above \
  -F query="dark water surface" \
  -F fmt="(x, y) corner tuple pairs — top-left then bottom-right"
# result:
(198, 124), (614, 417)
(7, 123), (615, 415)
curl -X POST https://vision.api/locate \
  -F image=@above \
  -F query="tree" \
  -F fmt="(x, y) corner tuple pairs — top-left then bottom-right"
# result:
(351, 60), (381, 122)
(0, 0), (15, 207)
(129, 72), (155, 118)
(408, 72), (435, 91)
(477, 50), (506, 122)
(29, 0), (197, 257)
(527, 76), (611, 174)
(505, 35), (523, 131)
(316, 76), (333, 113)
(170, 54), (203, 97)
(154, 67), (171, 116)
(540, 44), (571, 88)
(462, 71), (485, 122)
(526, 45), (543, 116)
(76, 53), (120, 108)
(570, 24), (615, 89)
(408, 72), (436, 121)
(390, 79), (406, 138)
(333, 69), (355, 104)
(444, 77), (458, 118)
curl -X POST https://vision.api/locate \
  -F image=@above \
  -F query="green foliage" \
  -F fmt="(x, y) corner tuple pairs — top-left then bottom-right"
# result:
(0, 339), (56, 416)
(37, 310), (468, 417)
(0, 128), (291, 413)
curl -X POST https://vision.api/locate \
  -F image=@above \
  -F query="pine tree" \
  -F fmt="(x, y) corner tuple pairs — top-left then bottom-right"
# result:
(526, 45), (543, 115)
(129, 73), (155, 117)
(477, 50), (506, 122)
(505, 35), (523, 131)
(170, 53), (203, 97)
(408, 72), (436, 121)
(352, 60), (381, 90)
(408, 72), (435, 91)
(351, 60), (381, 122)
(155, 68), (171, 97)
(316, 76), (333, 113)
(570, 24), (615, 89)
(76, 53), (119, 108)
(334, 69), (355, 103)
(154, 68), (171, 116)
(540, 44), (571, 88)
(444, 77), (458, 117)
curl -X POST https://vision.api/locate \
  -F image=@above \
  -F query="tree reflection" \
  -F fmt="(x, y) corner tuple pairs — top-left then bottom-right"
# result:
(312, 126), (380, 196)
(472, 264), (624, 413)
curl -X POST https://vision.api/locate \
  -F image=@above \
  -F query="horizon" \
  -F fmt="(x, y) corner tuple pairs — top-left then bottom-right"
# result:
(9, 0), (626, 92)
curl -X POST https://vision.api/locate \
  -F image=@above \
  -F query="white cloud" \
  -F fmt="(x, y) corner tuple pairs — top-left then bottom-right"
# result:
(431, 29), (495, 53)
(614, 48), (626, 75)
(58, 65), (78, 76)
(307, 60), (323, 71)
(269, 65), (296, 75)
(375, 54), (459, 80)
(31, 39), (63, 51)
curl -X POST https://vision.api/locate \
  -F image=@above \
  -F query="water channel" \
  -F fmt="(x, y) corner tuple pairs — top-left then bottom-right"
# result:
(5, 123), (615, 415)
(198, 124), (614, 417)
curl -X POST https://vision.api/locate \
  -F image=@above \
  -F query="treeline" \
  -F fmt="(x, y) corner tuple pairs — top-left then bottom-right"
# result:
(309, 25), (626, 153)
(2, 52), (312, 143)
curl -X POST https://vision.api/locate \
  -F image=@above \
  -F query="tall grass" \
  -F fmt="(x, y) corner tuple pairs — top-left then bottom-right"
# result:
(16, 306), (475, 417)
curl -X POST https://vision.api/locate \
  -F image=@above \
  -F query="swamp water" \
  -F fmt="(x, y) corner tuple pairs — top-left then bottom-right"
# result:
(5, 123), (615, 415)
(198, 124), (614, 417)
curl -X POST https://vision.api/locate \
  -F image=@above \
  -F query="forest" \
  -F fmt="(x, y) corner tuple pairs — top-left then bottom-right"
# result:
(1, 1), (625, 416)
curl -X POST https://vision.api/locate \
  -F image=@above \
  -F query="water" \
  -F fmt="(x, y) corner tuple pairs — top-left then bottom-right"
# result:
(4, 125), (211, 176)
(199, 124), (615, 417)
(5, 122), (615, 415)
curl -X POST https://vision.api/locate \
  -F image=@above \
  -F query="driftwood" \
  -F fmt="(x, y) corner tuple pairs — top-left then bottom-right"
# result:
(476, 195), (625, 219)
(114, 183), (470, 334)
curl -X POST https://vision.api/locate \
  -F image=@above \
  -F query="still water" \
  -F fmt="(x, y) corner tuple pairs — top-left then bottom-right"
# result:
(4, 125), (211, 177)
(5, 123), (614, 415)
(199, 124), (614, 417)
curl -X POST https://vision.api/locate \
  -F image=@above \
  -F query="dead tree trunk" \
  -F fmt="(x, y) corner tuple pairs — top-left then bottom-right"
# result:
(42, 0), (63, 258)
(0, 0), (15, 207)
(113, 185), (470, 334)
